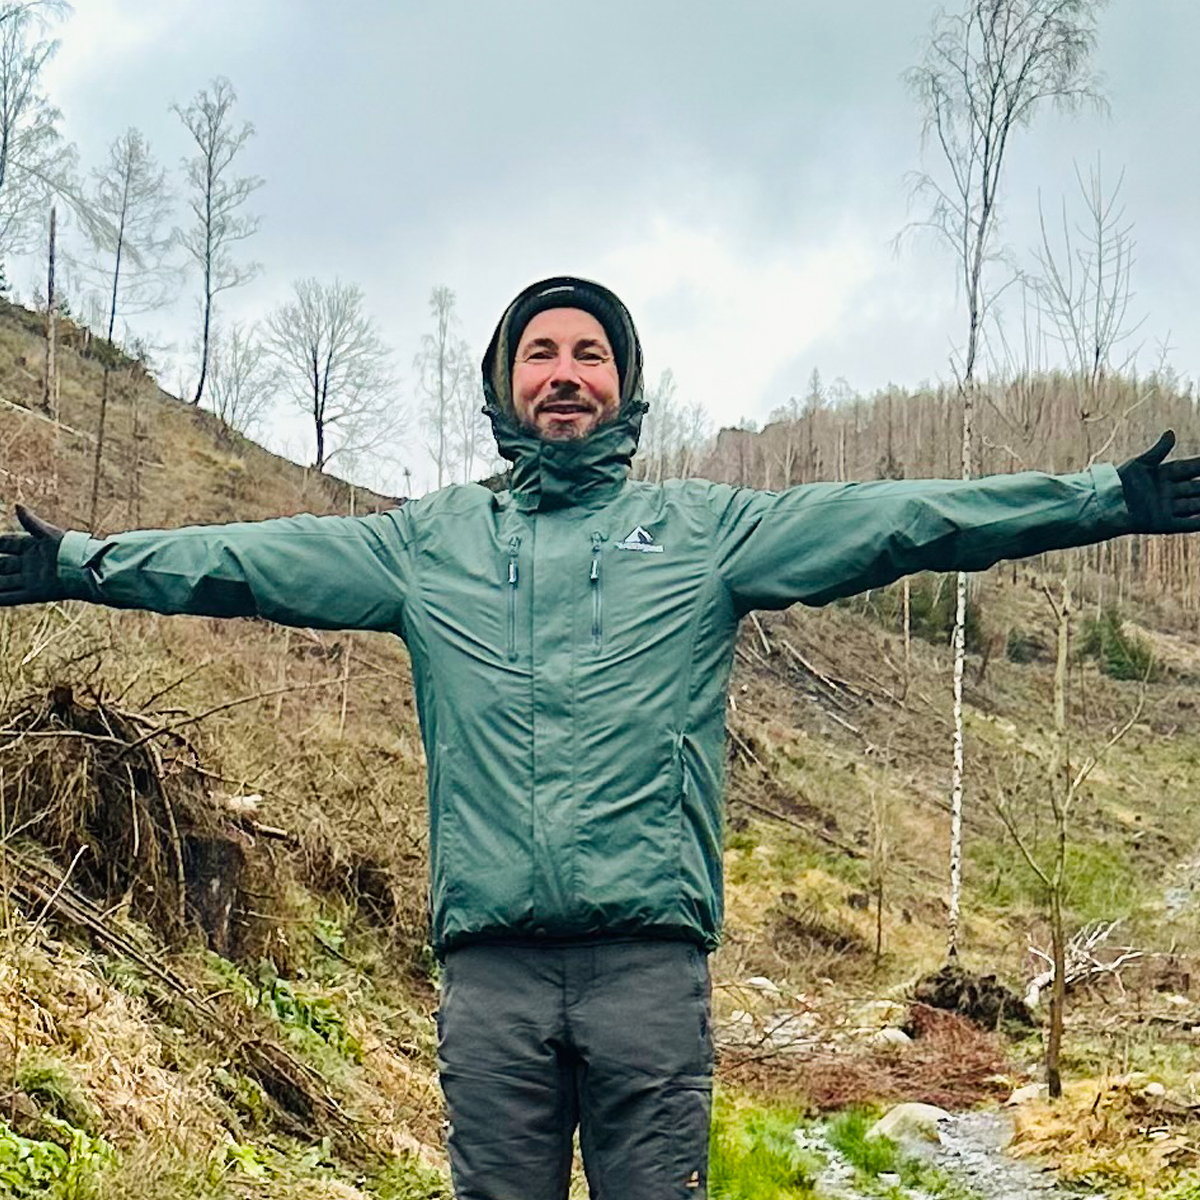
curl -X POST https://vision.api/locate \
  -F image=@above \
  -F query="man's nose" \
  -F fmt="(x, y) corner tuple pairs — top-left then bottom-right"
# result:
(550, 351), (583, 388)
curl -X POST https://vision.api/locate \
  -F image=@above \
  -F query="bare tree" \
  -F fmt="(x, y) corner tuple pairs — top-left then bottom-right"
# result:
(1034, 158), (1144, 461)
(173, 76), (263, 407)
(206, 320), (278, 438)
(450, 367), (487, 483)
(906, 0), (1108, 958)
(995, 580), (1145, 1098)
(265, 277), (399, 473)
(82, 127), (175, 529)
(0, 2), (93, 256)
(637, 369), (679, 483)
(676, 401), (711, 479)
(416, 285), (471, 489)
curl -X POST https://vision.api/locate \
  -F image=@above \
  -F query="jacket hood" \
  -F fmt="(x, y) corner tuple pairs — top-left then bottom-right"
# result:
(481, 276), (647, 510)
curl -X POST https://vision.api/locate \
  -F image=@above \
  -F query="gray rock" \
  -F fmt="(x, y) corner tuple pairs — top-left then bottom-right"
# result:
(868, 1102), (951, 1143)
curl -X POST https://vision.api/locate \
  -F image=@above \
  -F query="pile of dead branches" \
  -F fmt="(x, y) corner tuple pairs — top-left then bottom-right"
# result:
(720, 1003), (1010, 1111)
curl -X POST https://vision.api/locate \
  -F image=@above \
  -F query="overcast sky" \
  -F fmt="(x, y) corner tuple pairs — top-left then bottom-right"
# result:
(19, 0), (1200, 492)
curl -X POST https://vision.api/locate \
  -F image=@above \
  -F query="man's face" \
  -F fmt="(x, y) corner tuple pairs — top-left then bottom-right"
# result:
(511, 308), (620, 441)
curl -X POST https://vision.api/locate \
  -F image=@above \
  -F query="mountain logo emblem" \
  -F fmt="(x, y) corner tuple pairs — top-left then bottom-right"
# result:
(616, 525), (664, 553)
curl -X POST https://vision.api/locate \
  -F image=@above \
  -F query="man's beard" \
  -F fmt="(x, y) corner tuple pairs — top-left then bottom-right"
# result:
(520, 389), (605, 442)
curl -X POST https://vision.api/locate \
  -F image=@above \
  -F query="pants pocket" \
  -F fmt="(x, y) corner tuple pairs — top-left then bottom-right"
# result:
(665, 1080), (712, 1198)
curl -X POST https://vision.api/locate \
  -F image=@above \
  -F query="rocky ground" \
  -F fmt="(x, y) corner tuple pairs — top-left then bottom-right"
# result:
(925, 1111), (1102, 1199)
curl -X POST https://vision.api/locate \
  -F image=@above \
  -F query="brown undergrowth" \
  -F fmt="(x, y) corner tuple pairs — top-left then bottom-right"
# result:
(720, 1004), (1010, 1111)
(0, 681), (283, 955)
(0, 601), (446, 1192)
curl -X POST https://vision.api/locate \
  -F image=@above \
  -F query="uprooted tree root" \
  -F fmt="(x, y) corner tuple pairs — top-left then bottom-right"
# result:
(0, 684), (282, 956)
(913, 961), (1035, 1030)
(0, 683), (440, 1162)
(720, 1004), (1010, 1111)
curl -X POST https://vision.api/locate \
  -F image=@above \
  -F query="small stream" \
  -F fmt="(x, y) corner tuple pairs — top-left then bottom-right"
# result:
(926, 1110), (1103, 1198)
(803, 1109), (1107, 1199)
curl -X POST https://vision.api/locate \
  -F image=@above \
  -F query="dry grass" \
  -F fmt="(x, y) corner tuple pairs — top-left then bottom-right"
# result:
(1010, 1073), (1200, 1189)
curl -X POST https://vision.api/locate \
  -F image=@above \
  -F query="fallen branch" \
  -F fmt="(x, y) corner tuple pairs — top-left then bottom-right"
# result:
(727, 792), (865, 859)
(749, 612), (772, 657)
(1025, 920), (1145, 1007)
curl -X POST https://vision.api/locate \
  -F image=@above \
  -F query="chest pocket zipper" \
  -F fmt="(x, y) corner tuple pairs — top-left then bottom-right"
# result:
(590, 532), (605, 652)
(506, 535), (521, 661)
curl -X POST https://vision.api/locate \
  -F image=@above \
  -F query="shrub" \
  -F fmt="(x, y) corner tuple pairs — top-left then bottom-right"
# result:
(1078, 608), (1159, 681)
(1005, 626), (1047, 664)
(848, 574), (986, 653)
(0, 1121), (113, 1200)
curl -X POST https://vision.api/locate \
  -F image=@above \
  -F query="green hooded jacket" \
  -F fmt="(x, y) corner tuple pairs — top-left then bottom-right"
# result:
(54, 286), (1133, 956)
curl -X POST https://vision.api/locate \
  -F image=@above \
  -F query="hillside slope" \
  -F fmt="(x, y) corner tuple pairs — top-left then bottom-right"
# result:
(0, 303), (1198, 1197)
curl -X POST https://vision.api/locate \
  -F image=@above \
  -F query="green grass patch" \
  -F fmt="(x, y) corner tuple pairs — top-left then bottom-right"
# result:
(824, 1107), (898, 1174)
(0, 1120), (114, 1200)
(709, 1095), (821, 1200)
(969, 836), (1146, 923)
(824, 1108), (977, 1198)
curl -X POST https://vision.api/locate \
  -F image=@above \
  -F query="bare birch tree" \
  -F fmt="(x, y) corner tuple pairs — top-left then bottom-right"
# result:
(173, 77), (263, 407)
(416, 285), (470, 489)
(676, 401), (711, 479)
(265, 277), (399, 473)
(906, 0), (1108, 958)
(206, 320), (278, 438)
(638, 369), (680, 483)
(1034, 159), (1144, 462)
(450, 367), (487, 483)
(82, 127), (175, 529)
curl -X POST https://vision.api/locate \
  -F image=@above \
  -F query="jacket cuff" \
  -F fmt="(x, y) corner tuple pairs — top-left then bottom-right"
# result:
(57, 530), (106, 601)
(1089, 463), (1133, 536)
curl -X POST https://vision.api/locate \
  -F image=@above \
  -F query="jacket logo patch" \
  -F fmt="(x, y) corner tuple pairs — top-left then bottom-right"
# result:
(616, 525), (664, 553)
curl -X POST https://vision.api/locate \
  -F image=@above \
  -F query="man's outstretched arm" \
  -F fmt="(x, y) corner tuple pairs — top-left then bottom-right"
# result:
(0, 506), (413, 633)
(713, 431), (1200, 613)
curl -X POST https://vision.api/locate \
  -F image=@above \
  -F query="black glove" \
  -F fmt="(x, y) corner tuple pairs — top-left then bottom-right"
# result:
(1117, 431), (1200, 534)
(0, 505), (66, 605)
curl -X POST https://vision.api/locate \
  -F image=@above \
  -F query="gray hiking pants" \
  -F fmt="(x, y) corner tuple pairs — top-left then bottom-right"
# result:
(437, 939), (713, 1200)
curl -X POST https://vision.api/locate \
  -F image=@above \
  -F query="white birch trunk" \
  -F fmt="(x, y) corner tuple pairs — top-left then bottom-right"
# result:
(947, 388), (973, 958)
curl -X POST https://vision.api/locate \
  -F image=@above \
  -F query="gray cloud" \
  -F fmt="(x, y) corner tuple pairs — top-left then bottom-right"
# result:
(21, 0), (1200, 489)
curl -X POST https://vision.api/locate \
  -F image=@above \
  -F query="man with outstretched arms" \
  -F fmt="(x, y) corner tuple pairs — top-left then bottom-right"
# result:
(2, 276), (1198, 1200)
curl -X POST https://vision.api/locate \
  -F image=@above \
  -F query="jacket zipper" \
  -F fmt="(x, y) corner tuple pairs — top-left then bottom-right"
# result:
(507, 535), (521, 661)
(590, 532), (604, 652)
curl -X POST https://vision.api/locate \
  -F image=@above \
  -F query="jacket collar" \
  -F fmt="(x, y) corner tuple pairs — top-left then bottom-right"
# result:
(484, 393), (647, 512)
